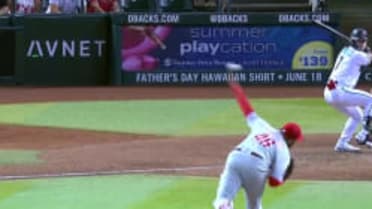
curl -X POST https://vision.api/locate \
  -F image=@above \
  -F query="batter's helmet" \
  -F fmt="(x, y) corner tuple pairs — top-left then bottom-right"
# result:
(350, 28), (368, 42)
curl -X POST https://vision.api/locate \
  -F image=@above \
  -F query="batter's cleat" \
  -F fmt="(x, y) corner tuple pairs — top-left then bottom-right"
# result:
(334, 142), (361, 153)
(365, 141), (372, 149)
(355, 131), (369, 145)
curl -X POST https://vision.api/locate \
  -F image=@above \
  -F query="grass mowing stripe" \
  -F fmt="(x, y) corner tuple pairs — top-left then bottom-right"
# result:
(0, 181), (34, 202)
(136, 178), (372, 209)
(0, 100), (229, 135)
(179, 105), (247, 135)
(264, 181), (372, 209)
(256, 98), (344, 133)
(0, 175), (177, 209)
(0, 99), (344, 136)
(0, 100), (235, 136)
(0, 150), (42, 165)
(128, 177), (218, 209)
(0, 103), (53, 123)
(264, 180), (304, 208)
(132, 177), (303, 209)
(1, 176), (372, 209)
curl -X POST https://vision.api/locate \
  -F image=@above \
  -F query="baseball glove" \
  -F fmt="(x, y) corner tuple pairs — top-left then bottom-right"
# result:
(283, 158), (294, 181)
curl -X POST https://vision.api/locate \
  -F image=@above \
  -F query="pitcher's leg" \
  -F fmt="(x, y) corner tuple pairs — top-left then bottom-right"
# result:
(240, 164), (267, 209)
(214, 152), (242, 209)
(214, 167), (241, 203)
(245, 193), (263, 209)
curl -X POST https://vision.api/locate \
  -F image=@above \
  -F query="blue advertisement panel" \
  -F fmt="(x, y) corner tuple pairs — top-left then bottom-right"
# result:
(121, 25), (335, 73)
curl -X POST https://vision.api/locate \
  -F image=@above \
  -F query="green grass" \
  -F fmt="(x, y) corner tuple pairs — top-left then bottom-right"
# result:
(0, 175), (372, 209)
(0, 175), (176, 209)
(0, 98), (368, 208)
(0, 98), (345, 136)
(0, 150), (42, 165)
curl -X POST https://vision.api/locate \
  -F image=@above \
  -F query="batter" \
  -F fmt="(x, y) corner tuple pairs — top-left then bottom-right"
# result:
(324, 28), (372, 152)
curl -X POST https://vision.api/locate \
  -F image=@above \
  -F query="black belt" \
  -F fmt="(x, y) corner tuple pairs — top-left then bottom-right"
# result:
(235, 147), (263, 160)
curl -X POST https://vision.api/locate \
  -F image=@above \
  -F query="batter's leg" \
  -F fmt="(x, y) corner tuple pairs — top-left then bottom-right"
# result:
(342, 88), (372, 144)
(331, 104), (362, 152)
(356, 106), (372, 146)
(363, 103), (372, 131)
(339, 87), (372, 133)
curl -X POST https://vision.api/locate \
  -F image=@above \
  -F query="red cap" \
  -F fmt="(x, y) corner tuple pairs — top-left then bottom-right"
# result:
(281, 122), (303, 141)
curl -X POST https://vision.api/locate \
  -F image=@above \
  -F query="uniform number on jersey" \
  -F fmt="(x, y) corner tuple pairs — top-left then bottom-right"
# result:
(255, 134), (275, 147)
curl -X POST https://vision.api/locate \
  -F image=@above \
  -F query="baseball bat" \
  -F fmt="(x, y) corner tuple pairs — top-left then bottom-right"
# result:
(313, 19), (351, 42)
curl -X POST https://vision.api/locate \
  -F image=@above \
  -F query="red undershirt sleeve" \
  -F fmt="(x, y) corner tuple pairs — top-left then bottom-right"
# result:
(229, 82), (255, 117)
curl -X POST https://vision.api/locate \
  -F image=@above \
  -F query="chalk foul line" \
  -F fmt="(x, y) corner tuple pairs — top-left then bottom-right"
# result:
(0, 164), (223, 181)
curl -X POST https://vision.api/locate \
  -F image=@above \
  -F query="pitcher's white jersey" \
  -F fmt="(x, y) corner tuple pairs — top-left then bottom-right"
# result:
(329, 46), (371, 88)
(236, 113), (291, 182)
(214, 81), (301, 209)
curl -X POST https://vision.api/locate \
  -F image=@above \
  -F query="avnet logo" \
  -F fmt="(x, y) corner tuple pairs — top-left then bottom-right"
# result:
(27, 39), (106, 58)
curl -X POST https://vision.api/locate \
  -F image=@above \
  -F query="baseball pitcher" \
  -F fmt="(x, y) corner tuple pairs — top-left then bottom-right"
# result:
(213, 80), (303, 209)
(324, 28), (372, 152)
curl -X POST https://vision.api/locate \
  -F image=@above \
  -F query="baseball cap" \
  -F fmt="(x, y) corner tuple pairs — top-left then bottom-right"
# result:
(281, 122), (303, 141)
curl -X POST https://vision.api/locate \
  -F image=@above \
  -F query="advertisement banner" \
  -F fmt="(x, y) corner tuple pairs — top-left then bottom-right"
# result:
(117, 12), (337, 25)
(121, 70), (328, 85)
(22, 15), (110, 85)
(121, 25), (335, 73)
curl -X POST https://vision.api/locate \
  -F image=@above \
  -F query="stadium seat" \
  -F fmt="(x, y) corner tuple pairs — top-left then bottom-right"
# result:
(193, 0), (218, 11)
(122, 0), (157, 12)
(42, 0), (87, 13)
(159, 0), (193, 12)
(219, 0), (320, 12)
(311, 0), (328, 12)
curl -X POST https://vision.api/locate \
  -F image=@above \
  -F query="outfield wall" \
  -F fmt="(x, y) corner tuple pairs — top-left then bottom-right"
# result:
(0, 15), (110, 85)
(1, 12), (370, 86)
